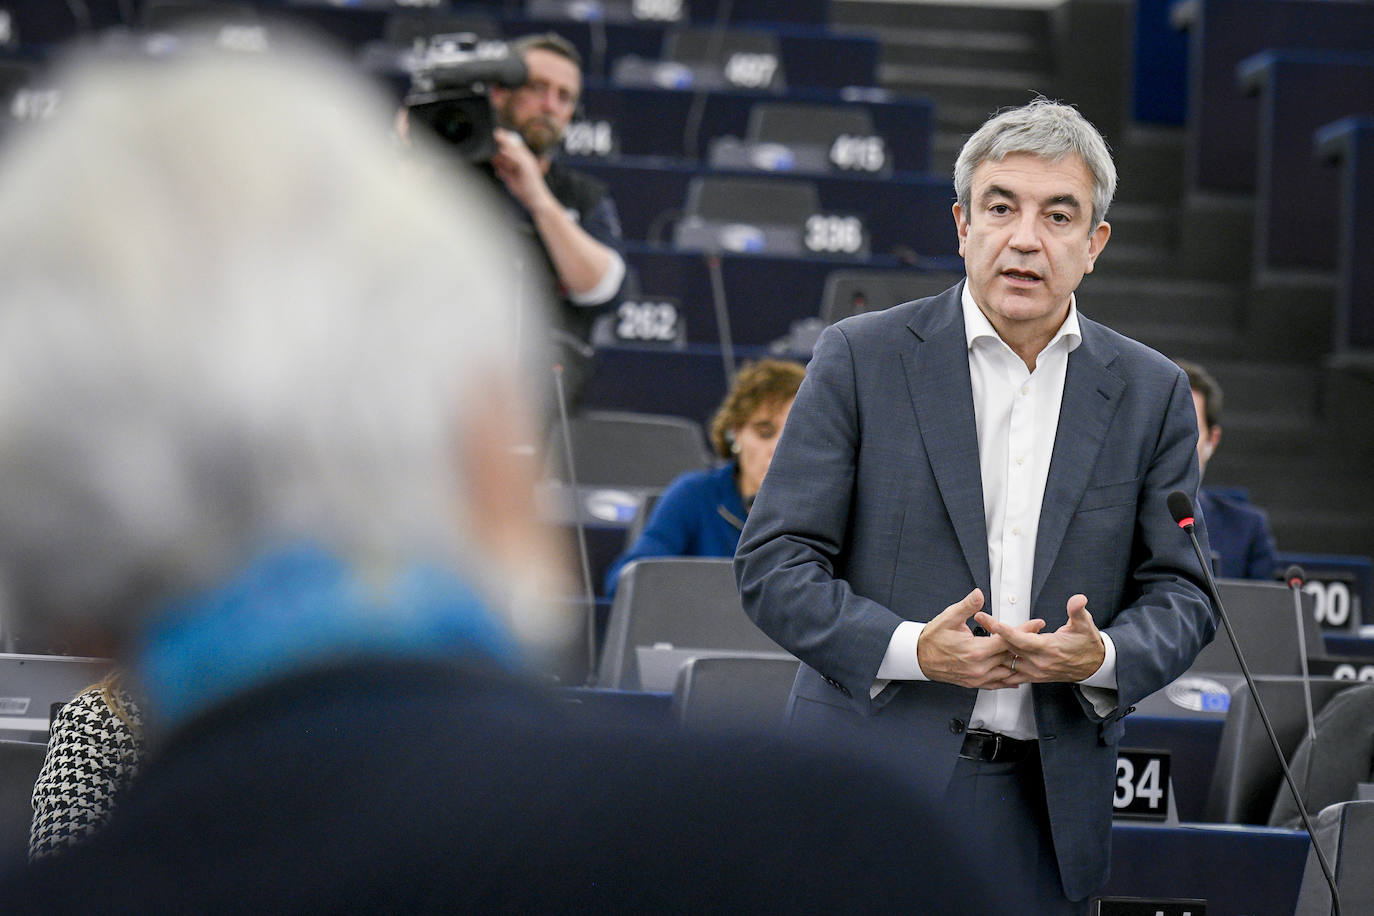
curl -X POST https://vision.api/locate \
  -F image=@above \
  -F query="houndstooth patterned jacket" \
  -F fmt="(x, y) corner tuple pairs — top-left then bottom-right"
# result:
(28, 686), (143, 860)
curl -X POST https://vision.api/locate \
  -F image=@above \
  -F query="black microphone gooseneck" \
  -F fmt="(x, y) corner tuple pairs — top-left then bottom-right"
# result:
(705, 252), (737, 387)
(552, 364), (600, 687)
(1285, 565), (1320, 803)
(1167, 492), (1342, 916)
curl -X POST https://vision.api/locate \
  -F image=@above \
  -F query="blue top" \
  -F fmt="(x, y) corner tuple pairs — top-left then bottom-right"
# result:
(137, 543), (518, 731)
(603, 462), (747, 597)
(1200, 487), (1280, 580)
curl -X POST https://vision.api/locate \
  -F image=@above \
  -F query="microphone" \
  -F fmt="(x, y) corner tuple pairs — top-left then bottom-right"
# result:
(552, 363), (601, 687)
(704, 253), (737, 386)
(1284, 565), (1320, 805)
(1168, 492), (1342, 915)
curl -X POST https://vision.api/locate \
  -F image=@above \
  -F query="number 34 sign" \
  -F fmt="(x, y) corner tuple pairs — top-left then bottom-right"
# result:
(1113, 748), (1172, 821)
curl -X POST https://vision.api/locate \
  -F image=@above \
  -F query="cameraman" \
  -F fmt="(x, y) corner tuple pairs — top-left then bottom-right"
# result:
(488, 32), (625, 405)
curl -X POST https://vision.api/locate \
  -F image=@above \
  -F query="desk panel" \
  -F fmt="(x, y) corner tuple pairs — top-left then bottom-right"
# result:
(1106, 823), (1308, 915)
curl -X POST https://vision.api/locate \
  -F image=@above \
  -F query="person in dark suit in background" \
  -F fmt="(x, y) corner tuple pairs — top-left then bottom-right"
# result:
(737, 99), (1216, 913)
(1175, 358), (1281, 580)
(0, 39), (969, 913)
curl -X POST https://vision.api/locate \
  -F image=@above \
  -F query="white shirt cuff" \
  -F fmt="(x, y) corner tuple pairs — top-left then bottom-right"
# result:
(567, 250), (626, 306)
(871, 620), (928, 698)
(1077, 631), (1118, 716)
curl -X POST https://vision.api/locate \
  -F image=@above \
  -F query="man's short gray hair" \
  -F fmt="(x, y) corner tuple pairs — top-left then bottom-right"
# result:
(953, 98), (1117, 229)
(0, 43), (550, 647)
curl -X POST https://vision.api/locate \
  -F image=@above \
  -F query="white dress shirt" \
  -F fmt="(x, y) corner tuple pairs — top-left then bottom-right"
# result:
(873, 283), (1117, 738)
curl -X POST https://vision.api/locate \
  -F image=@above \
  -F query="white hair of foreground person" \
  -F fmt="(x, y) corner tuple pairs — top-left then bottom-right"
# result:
(0, 42), (574, 653)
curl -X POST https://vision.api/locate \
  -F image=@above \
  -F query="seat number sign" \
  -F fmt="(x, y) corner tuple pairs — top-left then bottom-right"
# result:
(1113, 748), (1171, 820)
(828, 135), (887, 173)
(804, 214), (865, 254)
(1303, 576), (1359, 631)
(633, 0), (684, 21)
(564, 120), (616, 158)
(1308, 656), (1374, 682)
(724, 53), (779, 89)
(614, 300), (681, 343)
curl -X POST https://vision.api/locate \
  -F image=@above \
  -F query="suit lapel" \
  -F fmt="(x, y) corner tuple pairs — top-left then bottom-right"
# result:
(1031, 319), (1125, 614)
(901, 289), (990, 590)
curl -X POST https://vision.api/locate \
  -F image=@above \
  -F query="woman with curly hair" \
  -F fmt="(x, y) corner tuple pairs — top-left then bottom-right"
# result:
(603, 359), (805, 597)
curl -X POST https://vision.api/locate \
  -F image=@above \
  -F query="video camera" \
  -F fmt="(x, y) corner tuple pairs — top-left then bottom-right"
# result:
(404, 34), (528, 163)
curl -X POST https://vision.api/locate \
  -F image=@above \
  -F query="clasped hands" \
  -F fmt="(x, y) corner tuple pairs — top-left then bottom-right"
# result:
(915, 588), (1105, 689)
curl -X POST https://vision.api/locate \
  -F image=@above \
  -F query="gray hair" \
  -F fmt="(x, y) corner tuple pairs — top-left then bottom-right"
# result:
(953, 98), (1117, 229)
(0, 43), (556, 648)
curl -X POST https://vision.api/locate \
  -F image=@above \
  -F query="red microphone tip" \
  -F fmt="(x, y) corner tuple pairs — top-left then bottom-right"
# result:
(1175, 516), (1195, 529)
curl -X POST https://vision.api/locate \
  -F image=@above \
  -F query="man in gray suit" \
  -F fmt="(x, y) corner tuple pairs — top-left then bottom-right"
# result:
(736, 99), (1216, 912)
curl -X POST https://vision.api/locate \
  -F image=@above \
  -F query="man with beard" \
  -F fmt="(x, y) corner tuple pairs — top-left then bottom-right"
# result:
(488, 32), (625, 406)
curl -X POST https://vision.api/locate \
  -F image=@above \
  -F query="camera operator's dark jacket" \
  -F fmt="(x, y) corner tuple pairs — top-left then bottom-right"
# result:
(482, 159), (623, 406)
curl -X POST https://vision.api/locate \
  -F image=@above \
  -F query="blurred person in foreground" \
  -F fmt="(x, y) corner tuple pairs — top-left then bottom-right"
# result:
(603, 359), (805, 597)
(1175, 358), (1280, 580)
(0, 40), (971, 913)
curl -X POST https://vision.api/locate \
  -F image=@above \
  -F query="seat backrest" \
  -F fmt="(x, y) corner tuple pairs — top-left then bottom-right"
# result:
(665, 27), (779, 66)
(384, 13), (501, 46)
(1294, 800), (1374, 916)
(597, 557), (786, 690)
(0, 60), (34, 136)
(746, 102), (875, 147)
(1186, 578), (1322, 677)
(683, 175), (820, 227)
(0, 5), (80, 46)
(545, 410), (711, 490)
(1205, 676), (1359, 824)
(1269, 683), (1374, 828)
(0, 653), (110, 740)
(0, 739), (45, 866)
(672, 655), (799, 733)
(141, 0), (256, 30)
(820, 269), (961, 325)
(673, 175), (822, 256)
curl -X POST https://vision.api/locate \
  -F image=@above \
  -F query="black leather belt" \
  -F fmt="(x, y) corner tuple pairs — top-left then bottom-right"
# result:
(959, 728), (1036, 763)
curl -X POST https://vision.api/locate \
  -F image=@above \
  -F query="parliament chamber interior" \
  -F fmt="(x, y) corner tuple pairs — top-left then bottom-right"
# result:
(0, 0), (1372, 913)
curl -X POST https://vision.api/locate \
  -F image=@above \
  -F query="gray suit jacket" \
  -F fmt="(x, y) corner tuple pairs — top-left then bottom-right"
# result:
(736, 283), (1215, 901)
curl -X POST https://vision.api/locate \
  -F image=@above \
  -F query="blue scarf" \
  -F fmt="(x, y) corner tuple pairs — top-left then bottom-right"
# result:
(136, 543), (519, 731)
